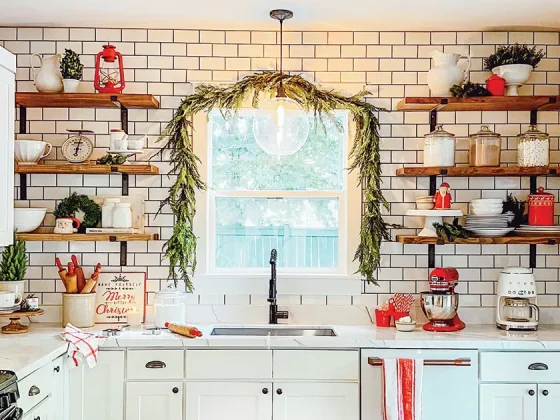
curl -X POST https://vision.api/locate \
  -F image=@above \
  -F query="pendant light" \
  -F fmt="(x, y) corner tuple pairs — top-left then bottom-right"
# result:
(253, 9), (310, 156)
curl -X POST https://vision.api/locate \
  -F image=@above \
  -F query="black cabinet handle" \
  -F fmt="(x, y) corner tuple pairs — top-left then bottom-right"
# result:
(172, 387), (179, 394)
(543, 390), (549, 396)
(529, 390), (535, 396)
(276, 389), (283, 395)
(34, 417), (40, 420)
(146, 361), (166, 369)
(528, 363), (548, 371)
(262, 388), (268, 394)
(54, 366), (60, 373)
(28, 386), (40, 396)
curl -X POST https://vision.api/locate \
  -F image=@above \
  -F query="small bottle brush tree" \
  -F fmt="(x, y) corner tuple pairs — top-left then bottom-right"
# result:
(0, 236), (27, 281)
(60, 49), (84, 80)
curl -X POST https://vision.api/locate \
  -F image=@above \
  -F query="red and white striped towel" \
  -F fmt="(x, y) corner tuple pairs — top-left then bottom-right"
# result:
(60, 323), (107, 369)
(382, 359), (423, 420)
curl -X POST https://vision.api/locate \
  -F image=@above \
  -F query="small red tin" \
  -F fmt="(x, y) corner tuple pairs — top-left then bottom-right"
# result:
(528, 186), (555, 226)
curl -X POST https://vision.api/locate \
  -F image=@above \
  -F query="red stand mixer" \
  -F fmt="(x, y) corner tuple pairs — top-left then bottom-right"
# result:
(420, 267), (465, 332)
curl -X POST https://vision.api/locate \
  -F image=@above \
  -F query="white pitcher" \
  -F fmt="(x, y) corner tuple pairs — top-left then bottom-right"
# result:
(427, 50), (471, 97)
(30, 54), (63, 93)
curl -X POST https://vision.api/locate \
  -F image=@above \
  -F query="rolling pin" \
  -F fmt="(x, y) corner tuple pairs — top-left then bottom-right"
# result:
(165, 322), (203, 338)
(65, 262), (78, 294)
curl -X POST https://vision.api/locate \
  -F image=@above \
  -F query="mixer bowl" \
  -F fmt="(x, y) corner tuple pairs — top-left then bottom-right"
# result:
(420, 292), (459, 321)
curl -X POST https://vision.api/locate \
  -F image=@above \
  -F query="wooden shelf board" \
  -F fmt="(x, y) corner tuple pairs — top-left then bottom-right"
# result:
(396, 166), (554, 177)
(16, 163), (159, 175)
(15, 93), (159, 109)
(397, 235), (560, 245)
(17, 229), (158, 242)
(396, 96), (554, 112)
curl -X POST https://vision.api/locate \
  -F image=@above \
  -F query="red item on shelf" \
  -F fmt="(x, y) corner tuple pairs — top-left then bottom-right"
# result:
(528, 186), (555, 226)
(375, 309), (392, 327)
(486, 74), (506, 96)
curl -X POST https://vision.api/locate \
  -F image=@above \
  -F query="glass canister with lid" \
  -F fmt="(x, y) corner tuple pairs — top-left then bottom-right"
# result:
(154, 289), (188, 328)
(517, 125), (549, 167)
(469, 125), (502, 167)
(423, 125), (456, 167)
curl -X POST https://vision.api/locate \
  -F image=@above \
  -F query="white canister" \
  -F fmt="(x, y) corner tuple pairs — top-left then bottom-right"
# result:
(102, 197), (121, 228)
(62, 293), (96, 328)
(110, 129), (128, 150)
(112, 202), (132, 228)
(423, 125), (456, 167)
(154, 290), (187, 328)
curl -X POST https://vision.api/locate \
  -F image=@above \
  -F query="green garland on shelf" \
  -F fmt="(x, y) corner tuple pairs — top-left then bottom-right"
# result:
(158, 71), (391, 291)
(54, 193), (101, 232)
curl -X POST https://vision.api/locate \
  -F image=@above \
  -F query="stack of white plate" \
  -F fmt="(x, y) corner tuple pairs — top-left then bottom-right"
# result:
(516, 225), (560, 237)
(470, 198), (504, 216)
(465, 214), (514, 237)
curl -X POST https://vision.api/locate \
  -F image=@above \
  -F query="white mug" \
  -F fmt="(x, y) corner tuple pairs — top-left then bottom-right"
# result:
(110, 130), (128, 151)
(14, 140), (53, 165)
(0, 291), (22, 308)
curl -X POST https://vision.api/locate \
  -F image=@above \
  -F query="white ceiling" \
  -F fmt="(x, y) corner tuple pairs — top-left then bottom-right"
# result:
(3, 0), (560, 31)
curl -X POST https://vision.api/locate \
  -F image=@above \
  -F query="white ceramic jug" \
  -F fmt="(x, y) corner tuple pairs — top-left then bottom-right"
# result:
(427, 50), (471, 97)
(30, 54), (63, 93)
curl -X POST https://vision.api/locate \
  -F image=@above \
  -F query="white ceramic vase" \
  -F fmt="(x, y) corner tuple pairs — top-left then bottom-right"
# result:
(0, 280), (25, 296)
(492, 64), (533, 96)
(63, 79), (80, 93)
(62, 293), (96, 328)
(427, 50), (471, 97)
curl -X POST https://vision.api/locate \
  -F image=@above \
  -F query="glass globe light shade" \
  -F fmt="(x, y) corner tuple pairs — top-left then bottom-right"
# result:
(252, 96), (309, 156)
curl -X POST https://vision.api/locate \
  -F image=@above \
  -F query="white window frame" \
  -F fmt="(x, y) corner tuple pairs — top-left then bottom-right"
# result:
(192, 109), (361, 279)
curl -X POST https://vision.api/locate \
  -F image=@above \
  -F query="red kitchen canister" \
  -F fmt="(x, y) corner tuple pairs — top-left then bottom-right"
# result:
(528, 187), (555, 226)
(486, 74), (506, 96)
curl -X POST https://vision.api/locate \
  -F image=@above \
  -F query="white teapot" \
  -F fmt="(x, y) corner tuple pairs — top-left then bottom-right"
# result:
(30, 54), (63, 93)
(427, 50), (471, 97)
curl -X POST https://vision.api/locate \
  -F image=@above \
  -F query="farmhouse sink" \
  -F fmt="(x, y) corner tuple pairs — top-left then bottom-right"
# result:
(210, 327), (337, 337)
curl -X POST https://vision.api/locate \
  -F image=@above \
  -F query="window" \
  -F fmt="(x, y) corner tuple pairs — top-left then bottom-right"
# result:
(193, 110), (360, 276)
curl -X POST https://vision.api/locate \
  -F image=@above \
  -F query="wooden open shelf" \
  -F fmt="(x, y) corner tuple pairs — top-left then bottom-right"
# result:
(16, 163), (159, 175)
(16, 228), (159, 242)
(397, 235), (560, 245)
(396, 96), (558, 112)
(396, 166), (555, 177)
(15, 93), (159, 109)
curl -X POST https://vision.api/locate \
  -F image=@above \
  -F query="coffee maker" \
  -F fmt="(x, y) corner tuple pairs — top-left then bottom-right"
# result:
(496, 267), (539, 331)
(420, 267), (465, 332)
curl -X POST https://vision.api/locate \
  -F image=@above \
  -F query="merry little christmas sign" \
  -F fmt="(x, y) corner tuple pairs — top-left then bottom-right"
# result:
(94, 272), (146, 324)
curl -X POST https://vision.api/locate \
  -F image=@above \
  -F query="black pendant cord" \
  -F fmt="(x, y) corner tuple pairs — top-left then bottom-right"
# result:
(277, 17), (285, 97)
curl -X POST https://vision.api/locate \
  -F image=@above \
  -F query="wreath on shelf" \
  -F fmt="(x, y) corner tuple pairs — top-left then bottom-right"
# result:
(54, 193), (102, 233)
(158, 71), (393, 292)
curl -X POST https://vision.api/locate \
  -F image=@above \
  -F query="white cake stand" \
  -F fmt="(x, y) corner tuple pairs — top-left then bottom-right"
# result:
(406, 209), (463, 237)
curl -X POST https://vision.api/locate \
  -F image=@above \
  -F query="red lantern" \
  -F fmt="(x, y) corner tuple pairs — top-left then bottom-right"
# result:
(94, 44), (125, 94)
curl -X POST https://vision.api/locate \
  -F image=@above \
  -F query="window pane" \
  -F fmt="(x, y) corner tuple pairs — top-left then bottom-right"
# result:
(210, 112), (345, 191)
(214, 197), (339, 269)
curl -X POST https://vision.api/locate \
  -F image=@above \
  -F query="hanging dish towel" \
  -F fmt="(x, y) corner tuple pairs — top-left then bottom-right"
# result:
(60, 323), (107, 368)
(382, 358), (423, 420)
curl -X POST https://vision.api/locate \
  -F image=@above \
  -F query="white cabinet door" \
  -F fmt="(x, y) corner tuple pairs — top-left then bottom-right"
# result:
(50, 357), (65, 420)
(538, 384), (560, 420)
(273, 383), (359, 420)
(361, 349), (478, 420)
(480, 384), (537, 420)
(0, 49), (14, 246)
(67, 351), (125, 420)
(125, 382), (182, 420)
(186, 382), (272, 420)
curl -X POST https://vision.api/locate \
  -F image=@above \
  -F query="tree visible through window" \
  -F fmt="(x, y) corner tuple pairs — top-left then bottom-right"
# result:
(208, 110), (347, 272)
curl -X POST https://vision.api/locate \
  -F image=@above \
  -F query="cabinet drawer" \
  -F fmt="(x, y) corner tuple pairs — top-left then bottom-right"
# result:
(480, 352), (560, 382)
(18, 362), (54, 414)
(127, 349), (184, 380)
(22, 396), (50, 420)
(273, 350), (359, 381)
(186, 350), (272, 380)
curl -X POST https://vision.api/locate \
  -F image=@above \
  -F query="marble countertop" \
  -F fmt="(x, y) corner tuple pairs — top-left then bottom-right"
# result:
(5, 322), (560, 378)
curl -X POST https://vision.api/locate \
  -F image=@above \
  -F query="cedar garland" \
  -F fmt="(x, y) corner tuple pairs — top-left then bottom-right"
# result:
(158, 71), (390, 291)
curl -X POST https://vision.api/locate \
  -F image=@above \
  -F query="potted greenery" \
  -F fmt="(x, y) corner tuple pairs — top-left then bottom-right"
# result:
(484, 44), (545, 96)
(0, 234), (27, 297)
(60, 49), (84, 93)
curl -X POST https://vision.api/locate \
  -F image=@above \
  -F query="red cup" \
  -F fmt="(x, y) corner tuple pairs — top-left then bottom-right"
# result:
(375, 309), (391, 327)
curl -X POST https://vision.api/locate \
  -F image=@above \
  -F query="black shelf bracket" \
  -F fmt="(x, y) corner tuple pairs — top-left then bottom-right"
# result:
(529, 244), (537, 268)
(530, 109), (538, 126)
(19, 106), (28, 200)
(19, 173), (27, 200)
(429, 109), (438, 132)
(109, 235), (128, 266)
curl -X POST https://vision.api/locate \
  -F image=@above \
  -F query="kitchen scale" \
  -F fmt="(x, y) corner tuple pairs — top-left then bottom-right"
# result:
(61, 129), (95, 163)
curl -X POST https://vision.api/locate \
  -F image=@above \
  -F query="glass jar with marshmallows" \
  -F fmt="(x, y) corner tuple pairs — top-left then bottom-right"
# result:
(517, 125), (549, 167)
(423, 125), (456, 167)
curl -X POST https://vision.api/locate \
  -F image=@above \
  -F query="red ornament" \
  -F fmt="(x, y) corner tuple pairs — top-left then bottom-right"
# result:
(528, 186), (554, 226)
(486, 74), (505, 96)
(94, 44), (125, 94)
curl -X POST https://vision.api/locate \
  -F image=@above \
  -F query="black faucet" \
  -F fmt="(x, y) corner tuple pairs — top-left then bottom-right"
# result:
(268, 249), (288, 324)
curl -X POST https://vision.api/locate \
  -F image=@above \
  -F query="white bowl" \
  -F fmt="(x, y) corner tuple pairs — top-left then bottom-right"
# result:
(395, 321), (417, 332)
(14, 208), (47, 233)
(14, 140), (52, 164)
(416, 202), (434, 210)
(470, 208), (503, 216)
(492, 64), (533, 95)
(471, 199), (503, 204)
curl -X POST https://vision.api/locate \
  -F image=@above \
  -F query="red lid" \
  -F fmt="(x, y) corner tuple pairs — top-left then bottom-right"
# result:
(532, 186), (553, 196)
